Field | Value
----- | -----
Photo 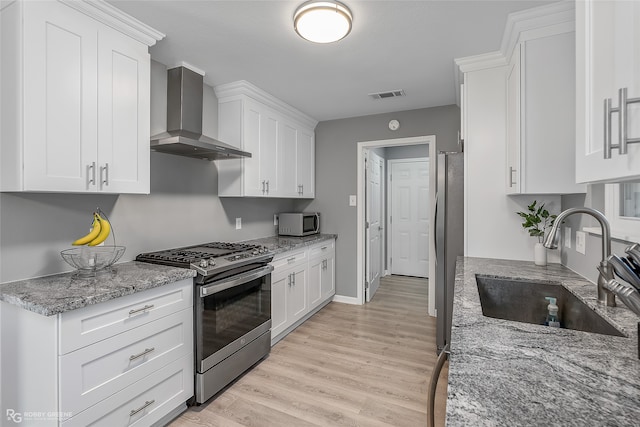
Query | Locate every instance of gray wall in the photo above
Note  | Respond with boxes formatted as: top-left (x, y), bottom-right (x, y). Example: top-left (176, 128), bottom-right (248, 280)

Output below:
top-left (560, 186), bottom-right (629, 284)
top-left (385, 144), bottom-right (429, 159)
top-left (0, 60), bottom-right (294, 282)
top-left (297, 105), bottom-right (460, 298)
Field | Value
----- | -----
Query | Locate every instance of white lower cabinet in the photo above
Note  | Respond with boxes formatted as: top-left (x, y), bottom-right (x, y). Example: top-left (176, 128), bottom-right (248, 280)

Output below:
top-left (0, 278), bottom-right (193, 426)
top-left (270, 239), bottom-right (336, 345)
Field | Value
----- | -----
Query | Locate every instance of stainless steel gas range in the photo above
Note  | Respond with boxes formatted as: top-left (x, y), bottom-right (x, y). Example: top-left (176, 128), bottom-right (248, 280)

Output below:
top-left (136, 242), bottom-right (274, 404)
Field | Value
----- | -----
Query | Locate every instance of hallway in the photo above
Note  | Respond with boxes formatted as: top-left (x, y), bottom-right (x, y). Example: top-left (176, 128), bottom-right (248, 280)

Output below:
top-left (171, 275), bottom-right (447, 426)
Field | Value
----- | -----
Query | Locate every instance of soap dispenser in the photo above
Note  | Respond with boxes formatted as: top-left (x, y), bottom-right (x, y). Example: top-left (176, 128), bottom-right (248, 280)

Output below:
top-left (545, 297), bottom-right (561, 328)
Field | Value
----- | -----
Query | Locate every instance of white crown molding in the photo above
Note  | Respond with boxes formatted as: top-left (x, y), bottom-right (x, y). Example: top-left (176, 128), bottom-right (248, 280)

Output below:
top-left (500, 0), bottom-right (574, 61)
top-left (215, 80), bottom-right (319, 129)
top-left (59, 0), bottom-right (165, 46)
top-left (453, 0), bottom-right (575, 103)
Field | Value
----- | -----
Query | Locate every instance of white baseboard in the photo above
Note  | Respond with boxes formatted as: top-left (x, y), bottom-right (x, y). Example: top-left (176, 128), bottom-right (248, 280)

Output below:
top-left (332, 295), bottom-right (362, 305)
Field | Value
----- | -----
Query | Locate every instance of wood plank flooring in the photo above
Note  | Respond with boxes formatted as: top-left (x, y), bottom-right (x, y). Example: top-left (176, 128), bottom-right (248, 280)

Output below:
top-left (170, 275), bottom-right (448, 427)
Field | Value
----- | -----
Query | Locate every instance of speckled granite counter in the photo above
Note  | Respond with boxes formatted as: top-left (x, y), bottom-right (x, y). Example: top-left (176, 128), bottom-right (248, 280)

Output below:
top-left (243, 234), bottom-right (337, 257)
top-left (0, 262), bottom-right (196, 316)
top-left (446, 257), bottom-right (640, 426)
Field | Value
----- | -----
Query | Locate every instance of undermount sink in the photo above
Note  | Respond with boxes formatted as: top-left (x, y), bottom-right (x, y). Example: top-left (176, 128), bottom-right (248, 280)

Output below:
top-left (475, 275), bottom-right (625, 337)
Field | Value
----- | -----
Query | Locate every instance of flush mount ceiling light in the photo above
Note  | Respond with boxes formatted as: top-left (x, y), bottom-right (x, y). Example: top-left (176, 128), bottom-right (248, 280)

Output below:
top-left (294, 1), bottom-right (353, 43)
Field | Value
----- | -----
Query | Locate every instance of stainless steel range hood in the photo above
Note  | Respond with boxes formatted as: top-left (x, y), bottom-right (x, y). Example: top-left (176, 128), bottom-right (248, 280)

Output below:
top-left (150, 66), bottom-right (251, 160)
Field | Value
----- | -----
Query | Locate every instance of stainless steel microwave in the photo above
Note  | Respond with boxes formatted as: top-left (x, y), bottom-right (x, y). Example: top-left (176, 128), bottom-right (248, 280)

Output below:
top-left (278, 213), bottom-right (320, 236)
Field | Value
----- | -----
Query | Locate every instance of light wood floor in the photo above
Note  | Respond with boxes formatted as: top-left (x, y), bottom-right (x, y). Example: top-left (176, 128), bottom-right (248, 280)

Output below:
top-left (170, 275), bottom-right (448, 427)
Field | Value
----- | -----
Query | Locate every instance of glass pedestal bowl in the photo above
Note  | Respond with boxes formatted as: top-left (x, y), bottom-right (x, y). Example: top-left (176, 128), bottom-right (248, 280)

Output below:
top-left (61, 246), bottom-right (126, 277)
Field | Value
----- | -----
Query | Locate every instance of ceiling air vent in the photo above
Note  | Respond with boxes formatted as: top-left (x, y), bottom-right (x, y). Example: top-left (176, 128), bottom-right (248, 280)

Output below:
top-left (368, 90), bottom-right (406, 100)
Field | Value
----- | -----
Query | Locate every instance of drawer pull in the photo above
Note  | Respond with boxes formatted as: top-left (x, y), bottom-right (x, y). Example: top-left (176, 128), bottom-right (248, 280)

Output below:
top-left (287, 257), bottom-right (296, 263)
top-left (129, 399), bottom-right (155, 417)
top-left (129, 304), bottom-right (154, 316)
top-left (321, 246), bottom-right (327, 250)
top-left (129, 347), bottom-right (155, 361)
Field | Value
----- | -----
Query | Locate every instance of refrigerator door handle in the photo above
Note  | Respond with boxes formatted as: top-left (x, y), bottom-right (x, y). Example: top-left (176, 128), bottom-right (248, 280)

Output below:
top-left (427, 343), bottom-right (450, 427)
top-left (434, 192), bottom-right (439, 259)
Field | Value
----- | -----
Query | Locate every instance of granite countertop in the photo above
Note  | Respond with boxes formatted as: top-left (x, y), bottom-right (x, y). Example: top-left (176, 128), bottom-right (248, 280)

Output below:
top-left (0, 262), bottom-right (196, 317)
top-left (243, 233), bottom-right (337, 257)
top-left (447, 257), bottom-right (640, 426)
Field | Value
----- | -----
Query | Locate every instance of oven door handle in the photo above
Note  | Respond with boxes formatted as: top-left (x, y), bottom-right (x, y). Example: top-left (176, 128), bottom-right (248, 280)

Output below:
top-left (200, 265), bottom-right (274, 297)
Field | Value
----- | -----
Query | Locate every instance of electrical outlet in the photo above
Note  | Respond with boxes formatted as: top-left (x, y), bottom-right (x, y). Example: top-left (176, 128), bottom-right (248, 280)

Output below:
top-left (564, 227), bottom-right (572, 248)
top-left (576, 231), bottom-right (586, 254)
top-left (349, 195), bottom-right (357, 206)
top-left (235, 217), bottom-right (242, 230)
top-left (274, 214), bottom-right (278, 226)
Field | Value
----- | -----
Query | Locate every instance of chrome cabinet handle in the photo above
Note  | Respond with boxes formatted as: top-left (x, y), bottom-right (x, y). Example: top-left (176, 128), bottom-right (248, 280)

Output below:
top-left (266, 180), bottom-right (270, 194)
top-left (605, 97), bottom-right (613, 159)
top-left (261, 180), bottom-right (265, 194)
top-left (287, 256), bottom-right (296, 263)
top-left (129, 304), bottom-right (154, 316)
top-left (88, 162), bottom-right (96, 186)
top-left (100, 163), bottom-right (109, 187)
top-left (508, 166), bottom-right (516, 187)
top-left (604, 87), bottom-right (640, 159)
top-left (129, 399), bottom-right (155, 417)
top-left (129, 347), bottom-right (155, 361)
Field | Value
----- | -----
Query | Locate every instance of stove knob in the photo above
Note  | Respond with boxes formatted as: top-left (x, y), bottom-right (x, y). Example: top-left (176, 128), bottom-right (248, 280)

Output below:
top-left (209, 258), bottom-right (216, 266)
top-left (199, 259), bottom-right (208, 268)
top-left (252, 250), bottom-right (259, 255)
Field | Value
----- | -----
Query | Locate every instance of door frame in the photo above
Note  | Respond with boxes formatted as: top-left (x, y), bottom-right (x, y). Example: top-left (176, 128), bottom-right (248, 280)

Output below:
top-left (387, 157), bottom-right (429, 277)
top-left (356, 135), bottom-right (437, 316)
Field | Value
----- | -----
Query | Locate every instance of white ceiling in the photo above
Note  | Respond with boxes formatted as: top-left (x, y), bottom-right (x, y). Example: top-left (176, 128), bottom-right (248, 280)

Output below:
top-left (108, 0), bottom-right (555, 122)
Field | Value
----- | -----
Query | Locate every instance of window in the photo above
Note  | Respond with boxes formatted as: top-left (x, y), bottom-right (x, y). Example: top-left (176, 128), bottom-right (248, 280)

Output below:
top-left (604, 182), bottom-right (640, 242)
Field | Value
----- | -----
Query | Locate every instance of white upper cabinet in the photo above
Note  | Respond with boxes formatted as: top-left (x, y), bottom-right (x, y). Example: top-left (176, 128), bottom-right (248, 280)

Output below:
top-left (215, 81), bottom-right (317, 198)
top-left (504, 5), bottom-right (585, 194)
top-left (0, 0), bottom-right (163, 193)
top-left (576, 0), bottom-right (640, 183)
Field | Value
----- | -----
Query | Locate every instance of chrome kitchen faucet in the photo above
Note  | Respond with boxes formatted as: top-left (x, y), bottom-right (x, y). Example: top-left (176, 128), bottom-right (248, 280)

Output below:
top-left (544, 207), bottom-right (616, 307)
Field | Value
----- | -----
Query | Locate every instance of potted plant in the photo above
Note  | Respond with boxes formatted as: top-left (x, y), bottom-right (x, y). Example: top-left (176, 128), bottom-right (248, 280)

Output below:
top-left (516, 201), bottom-right (557, 266)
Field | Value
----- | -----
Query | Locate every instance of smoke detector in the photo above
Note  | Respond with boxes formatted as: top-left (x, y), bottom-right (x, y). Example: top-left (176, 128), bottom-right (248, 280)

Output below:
top-left (368, 90), bottom-right (406, 100)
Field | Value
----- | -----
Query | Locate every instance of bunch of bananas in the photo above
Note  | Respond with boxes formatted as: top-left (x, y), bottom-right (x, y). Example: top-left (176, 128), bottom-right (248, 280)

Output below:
top-left (72, 212), bottom-right (112, 246)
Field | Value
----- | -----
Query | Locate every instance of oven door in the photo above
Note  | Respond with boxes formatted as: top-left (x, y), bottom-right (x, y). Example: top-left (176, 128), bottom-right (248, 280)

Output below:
top-left (195, 265), bottom-right (272, 373)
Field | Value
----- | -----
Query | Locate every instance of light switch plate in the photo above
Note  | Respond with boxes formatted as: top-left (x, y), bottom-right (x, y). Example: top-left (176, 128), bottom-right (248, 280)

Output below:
top-left (236, 217), bottom-right (242, 230)
top-left (576, 230), bottom-right (586, 254)
top-left (349, 195), bottom-right (357, 206)
top-left (564, 227), bottom-right (572, 248)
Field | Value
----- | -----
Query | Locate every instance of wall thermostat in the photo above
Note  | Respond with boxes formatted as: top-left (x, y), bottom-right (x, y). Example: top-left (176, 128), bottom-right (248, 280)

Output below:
top-left (388, 119), bottom-right (400, 131)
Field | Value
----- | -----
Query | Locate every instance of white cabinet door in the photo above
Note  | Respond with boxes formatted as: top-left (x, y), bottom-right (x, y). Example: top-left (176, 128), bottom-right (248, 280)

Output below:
top-left (506, 31), bottom-right (585, 194)
top-left (279, 120), bottom-right (299, 197)
top-left (576, 0), bottom-right (640, 183)
top-left (288, 266), bottom-right (307, 323)
top-left (270, 269), bottom-right (289, 339)
top-left (296, 128), bottom-right (315, 198)
top-left (22, 1), bottom-right (98, 192)
top-left (243, 100), bottom-right (280, 196)
top-left (320, 254), bottom-right (335, 302)
top-left (308, 257), bottom-right (323, 308)
top-left (505, 44), bottom-right (521, 194)
top-left (97, 28), bottom-right (150, 194)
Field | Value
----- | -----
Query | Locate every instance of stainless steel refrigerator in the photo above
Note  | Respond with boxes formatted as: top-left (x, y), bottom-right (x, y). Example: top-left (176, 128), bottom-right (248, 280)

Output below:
top-left (435, 152), bottom-right (464, 354)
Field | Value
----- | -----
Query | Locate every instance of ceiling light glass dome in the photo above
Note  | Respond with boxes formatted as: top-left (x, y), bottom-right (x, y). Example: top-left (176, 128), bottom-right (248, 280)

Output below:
top-left (294, 1), bottom-right (353, 44)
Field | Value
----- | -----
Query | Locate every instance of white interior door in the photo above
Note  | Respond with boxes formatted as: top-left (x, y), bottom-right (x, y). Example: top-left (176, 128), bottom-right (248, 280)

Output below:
top-left (365, 150), bottom-right (383, 302)
top-left (390, 160), bottom-right (429, 277)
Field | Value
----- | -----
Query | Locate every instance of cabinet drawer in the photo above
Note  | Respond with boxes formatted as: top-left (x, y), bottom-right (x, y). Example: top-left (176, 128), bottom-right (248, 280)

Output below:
top-left (308, 240), bottom-right (335, 258)
top-left (60, 278), bottom-right (192, 354)
top-left (60, 308), bottom-right (193, 414)
top-left (271, 249), bottom-right (307, 269)
top-left (62, 353), bottom-right (193, 427)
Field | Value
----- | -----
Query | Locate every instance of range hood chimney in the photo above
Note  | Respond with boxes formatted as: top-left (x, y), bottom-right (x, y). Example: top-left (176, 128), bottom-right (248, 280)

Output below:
top-left (150, 66), bottom-right (251, 160)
